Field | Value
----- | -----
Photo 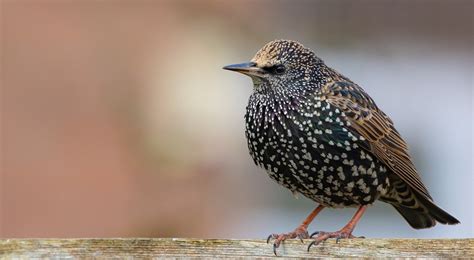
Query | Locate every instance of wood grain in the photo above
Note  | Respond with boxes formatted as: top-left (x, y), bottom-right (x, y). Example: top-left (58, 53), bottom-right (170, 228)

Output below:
top-left (1, 238), bottom-right (473, 258)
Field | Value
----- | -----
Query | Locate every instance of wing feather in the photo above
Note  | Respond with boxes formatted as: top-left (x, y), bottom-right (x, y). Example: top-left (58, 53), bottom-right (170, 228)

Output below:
top-left (321, 81), bottom-right (433, 200)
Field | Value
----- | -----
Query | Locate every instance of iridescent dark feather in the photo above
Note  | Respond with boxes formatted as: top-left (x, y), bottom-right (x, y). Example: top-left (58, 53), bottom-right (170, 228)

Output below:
top-left (321, 81), bottom-right (432, 199)
top-left (321, 81), bottom-right (459, 228)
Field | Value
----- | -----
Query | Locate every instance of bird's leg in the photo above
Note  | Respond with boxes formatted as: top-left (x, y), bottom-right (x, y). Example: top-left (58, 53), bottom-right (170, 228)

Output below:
top-left (267, 205), bottom-right (324, 255)
top-left (308, 205), bottom-right (367, 251)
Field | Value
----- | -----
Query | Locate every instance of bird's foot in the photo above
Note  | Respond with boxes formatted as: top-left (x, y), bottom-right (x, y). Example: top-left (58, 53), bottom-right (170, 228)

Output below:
top-left (267, 226), bottom-right (309, 256)
top-left (307, 228), bottom-right (364, 251)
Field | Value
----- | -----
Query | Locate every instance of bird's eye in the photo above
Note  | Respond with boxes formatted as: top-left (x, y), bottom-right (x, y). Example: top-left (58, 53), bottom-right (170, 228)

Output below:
top-left (274, 65), bottom-right (286, 75)
top-left (264, 64), bottom-right (286, 75)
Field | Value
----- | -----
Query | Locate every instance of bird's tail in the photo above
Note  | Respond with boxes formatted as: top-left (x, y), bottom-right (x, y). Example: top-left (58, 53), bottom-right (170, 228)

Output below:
top-left (380, 179), bottom-right (460, 229)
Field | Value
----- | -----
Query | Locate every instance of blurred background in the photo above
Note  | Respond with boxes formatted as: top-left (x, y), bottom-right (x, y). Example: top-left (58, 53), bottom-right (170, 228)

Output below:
top-left (1, 0), bottom-right (473, 239)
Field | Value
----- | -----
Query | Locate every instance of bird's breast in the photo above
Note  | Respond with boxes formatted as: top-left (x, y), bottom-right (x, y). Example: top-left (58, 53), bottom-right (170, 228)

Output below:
top-left (244, 94), bottom-right (390, 207)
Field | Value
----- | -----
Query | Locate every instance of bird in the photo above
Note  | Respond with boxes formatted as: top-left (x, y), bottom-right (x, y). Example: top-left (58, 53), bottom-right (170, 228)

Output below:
top-left (223, 40), bottom-right (459, 255)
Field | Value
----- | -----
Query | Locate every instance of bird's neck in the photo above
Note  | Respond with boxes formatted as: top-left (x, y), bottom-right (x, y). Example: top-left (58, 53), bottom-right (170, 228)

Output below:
top-left (245, 84), bottom-right (319, 134)
top-left (245, 63), bottom-right (342, 129)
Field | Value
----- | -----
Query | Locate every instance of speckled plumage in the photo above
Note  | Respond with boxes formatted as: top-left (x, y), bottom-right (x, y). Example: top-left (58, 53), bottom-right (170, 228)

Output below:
top-left (224, 40), bottom-right (459, 253)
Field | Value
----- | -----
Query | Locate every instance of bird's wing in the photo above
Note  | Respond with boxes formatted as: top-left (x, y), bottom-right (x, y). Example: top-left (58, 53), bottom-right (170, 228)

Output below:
top-left (321, 81), bottom-right (433, 200)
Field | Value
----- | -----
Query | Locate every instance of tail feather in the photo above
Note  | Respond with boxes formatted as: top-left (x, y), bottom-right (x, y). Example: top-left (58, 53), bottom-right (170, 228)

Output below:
top-left (392, 204), bottom-right (436, 229)
top-left (381, 179), bottom-right (460, 229)
top-left (414, 192), bottom-right (460, 226)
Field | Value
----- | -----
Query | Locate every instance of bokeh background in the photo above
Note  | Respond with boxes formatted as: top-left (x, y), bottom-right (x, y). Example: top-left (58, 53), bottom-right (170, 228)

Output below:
top-left (2, 0), bottom-right (473, 239)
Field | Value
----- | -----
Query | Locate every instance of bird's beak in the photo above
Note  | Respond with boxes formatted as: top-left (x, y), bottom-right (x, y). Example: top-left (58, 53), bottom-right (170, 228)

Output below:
top-left (223, 62), bottom-right (265, 77)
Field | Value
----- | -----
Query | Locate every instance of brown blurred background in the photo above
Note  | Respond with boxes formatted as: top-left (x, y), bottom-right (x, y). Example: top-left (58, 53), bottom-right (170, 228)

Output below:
top-left (1, 0), bottom-right (473, 238)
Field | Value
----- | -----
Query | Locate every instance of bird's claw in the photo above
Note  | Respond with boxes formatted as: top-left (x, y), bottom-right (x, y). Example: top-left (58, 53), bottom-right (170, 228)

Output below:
top-left (307, 229), bottom-right (363, 251)
top-left (266, 234), bottom-right (276, 244)
top-left (307, 239), bottom-right (321, 252)
top-left (266, 227), bottom-right (309, 256)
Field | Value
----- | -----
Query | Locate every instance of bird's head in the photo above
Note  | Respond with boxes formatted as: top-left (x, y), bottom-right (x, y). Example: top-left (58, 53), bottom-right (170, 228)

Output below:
top-left (224, 40), bottom-right (327, 95)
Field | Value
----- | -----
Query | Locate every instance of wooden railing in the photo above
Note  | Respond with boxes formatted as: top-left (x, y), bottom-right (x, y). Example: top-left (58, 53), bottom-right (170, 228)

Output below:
top-left (1, 238), bottom-right (473, 258)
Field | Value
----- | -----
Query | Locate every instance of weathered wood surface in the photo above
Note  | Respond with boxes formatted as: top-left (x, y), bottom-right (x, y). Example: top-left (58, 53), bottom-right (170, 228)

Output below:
top-left (0, 238), bottom-right (473, 258)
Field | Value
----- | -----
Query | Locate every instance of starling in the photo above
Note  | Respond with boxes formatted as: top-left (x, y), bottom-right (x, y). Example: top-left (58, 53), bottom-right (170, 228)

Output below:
top-left (223, 40), bottom-right (459, 254)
